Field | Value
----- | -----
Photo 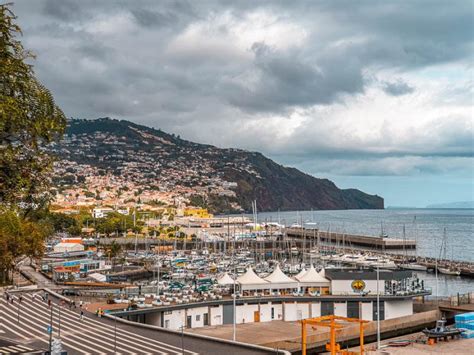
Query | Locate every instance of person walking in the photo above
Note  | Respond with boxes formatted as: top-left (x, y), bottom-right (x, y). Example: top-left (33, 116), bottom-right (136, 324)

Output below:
top-left (80, 310), bottom-right (84, 320)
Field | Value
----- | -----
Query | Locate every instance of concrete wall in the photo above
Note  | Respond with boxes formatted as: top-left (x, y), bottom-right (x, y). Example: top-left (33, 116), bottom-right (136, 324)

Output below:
top-left (334, 302), bottom-right (347, 317)
top-left (150, 298), bottom-right (413, 331)
top-left (162, 309), bottom-right (185, 330)
top-left (283, 302), bottom-right (298, 321)
top-left (186, 306), bottom-right (209, 328)
top-left (210, 305), bottom-right (223, 326)
top-left (236, 303), bottom-right (259, 324)
top-left (332, 280), bottom-right (384, 295)
top-left (361, 302), bottom-right (373, 321)
top-left (385, 299), bottom-right (412, 319)
top-left (310, 302), bottom-right (321, 318)
top-left (296, 303), bottom-right (310, 320)
top-left (272, 304), bottom-right (283, 321)
top-left (260, 303), bottom-right (272, 322)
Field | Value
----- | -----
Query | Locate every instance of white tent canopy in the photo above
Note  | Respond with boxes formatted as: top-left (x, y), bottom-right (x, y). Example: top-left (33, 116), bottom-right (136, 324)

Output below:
top-left (294, 268), bottom-right (307, 281)
top-left (264, 265), bottom-right (298, 289)
top-left (298, 265), bottom-right (330, 286)
top-left (236, 267), bottom-right (269, 290)
top-left (217, 272), bottom-right (235, 285)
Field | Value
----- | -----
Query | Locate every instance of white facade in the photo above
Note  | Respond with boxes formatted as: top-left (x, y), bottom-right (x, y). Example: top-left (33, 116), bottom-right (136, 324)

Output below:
top-left (385, 300), bottom-right (413, 319)
top-left (236, 304), bottom-right (259, 324)
top-left (151, 298), bottom-right (414, 330)
top-left (92, 208), bottom-right (114, 218)
top-left (53, 243), bottom-right (84, 253)
top-left (331, 279), bottom-right (384, 295)
top-left (210, 305), bottom-right (223, 326)
top-left (334, 302), bottom-right (347, 317)
top-left (360, 302), bottom-right (373, 321)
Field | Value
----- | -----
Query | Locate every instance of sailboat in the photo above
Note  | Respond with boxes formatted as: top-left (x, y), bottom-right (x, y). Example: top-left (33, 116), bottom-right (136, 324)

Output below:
top-left (399, 221), bottom-right (427, 271)
top-left (437, 228), bottom-right (461, 276)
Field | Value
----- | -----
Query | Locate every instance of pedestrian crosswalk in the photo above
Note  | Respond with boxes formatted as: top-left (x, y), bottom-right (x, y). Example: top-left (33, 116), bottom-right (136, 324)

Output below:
top-left (0, 344), bottom-right (40, 354)
top-left (1, 293), bottom-right (199, 354)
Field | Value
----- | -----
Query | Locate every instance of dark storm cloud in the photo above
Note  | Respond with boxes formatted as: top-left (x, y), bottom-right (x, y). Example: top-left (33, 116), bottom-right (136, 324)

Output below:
top-left (383, 80), bottom-right (415, 96)
top-left (43, 0), bottom-right (80, 21)
top-left (222, 42), bottom-right (365, 112)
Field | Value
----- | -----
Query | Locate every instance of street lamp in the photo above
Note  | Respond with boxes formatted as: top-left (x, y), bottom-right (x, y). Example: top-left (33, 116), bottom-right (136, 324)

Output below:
top-left (49, 305), bottom-right (53, 354)
top-left (114, 315), bottom-right (117, 353)
top-left (376, 265), bottom-right (381, 350)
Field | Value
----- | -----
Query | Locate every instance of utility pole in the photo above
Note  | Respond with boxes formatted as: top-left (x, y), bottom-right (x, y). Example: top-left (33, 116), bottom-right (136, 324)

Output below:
top-left (17, 295), bottom-right (21, 323)
top-left (49, 305), bottom-right (53, 354)
top-left (181, 325), bottom-right (184, 355)
top-left (114, 315), bottom-right (117, 353)
top-left (58, 306), bottom-right (61, 338)
top-left (233, 229), bottom-right (236, 342)
top-left (376, 266), bottom-right (381, 350)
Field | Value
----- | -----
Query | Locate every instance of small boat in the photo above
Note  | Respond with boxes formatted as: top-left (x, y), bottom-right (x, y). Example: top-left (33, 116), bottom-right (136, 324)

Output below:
top-left (399, 263), bottom-right (428, 272)
top-left (422, 318), bottom-right (463, 339)
top-left (438, 267), bottom-right (461, 276)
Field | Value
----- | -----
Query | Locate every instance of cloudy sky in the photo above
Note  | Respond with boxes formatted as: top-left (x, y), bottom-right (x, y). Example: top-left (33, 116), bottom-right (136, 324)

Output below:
top-left (14, 0), bottom-right (473, 207)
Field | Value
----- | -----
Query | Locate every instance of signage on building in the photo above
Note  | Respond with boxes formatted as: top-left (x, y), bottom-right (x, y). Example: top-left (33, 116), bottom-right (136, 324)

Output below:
top-left (351, 279), bottom-right (366, 292)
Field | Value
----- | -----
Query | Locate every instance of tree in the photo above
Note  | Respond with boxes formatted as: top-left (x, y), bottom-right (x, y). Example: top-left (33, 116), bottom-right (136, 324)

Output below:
top-left (0, 4), bottom-right (66, 210)
top-left (0, 208), bottom-right (48, 284)
top-left (0, 4), bottom-right (66, 284)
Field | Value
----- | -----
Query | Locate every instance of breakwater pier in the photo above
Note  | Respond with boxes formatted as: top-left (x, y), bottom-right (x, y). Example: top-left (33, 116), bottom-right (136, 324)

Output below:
top-left (284, 227), bottom-right (416, 250)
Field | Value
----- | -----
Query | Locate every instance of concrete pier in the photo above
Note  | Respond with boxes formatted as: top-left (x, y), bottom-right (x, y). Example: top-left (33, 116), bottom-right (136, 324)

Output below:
top-left (285, 228), bottom-right (417, 250)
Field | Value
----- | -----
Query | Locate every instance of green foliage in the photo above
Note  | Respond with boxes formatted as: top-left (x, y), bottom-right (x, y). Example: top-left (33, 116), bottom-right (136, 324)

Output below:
top-left (94, 212), bottom-right (143, 236)
top-left (0, 208), bottom-right (48, 284)
top-left (0, 4), bottom-right (66, 210)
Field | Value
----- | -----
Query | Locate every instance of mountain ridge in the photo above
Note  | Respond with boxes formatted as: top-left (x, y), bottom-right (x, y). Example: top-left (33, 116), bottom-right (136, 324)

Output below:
top-left (52, 117), bottom-right (384, 213)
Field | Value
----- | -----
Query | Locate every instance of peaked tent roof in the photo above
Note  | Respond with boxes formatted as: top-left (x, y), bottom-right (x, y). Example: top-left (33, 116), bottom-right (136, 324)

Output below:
top-left (264, 265), bottom-right (298, 289)
top-left (236, 267), bottom-right (269, 290)
top-left (294, 268), bottom-right (308, 281)
top-left (217, 272), bottom-right (235, 285)
top-left (299, 265), bottom-right (330, 285)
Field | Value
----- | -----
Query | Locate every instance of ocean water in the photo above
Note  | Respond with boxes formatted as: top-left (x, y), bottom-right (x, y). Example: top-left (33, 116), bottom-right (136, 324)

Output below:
top-left (255, 209), bottom-right (474, 263)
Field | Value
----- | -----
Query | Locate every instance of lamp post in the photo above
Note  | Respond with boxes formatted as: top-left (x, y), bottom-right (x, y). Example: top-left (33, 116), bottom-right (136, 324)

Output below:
top-left (233, 230), bottom-right (236, 342)
top-left (17, 295), bottom-right (21, 323)
top-left (114, 315), bottom-right (117, 353)
top-left (376, 265), bottom-right (381, 350)
top-left (58, 306), bottom-right (61, 338)
top-left (181, 325), bottom-right (184, 355)
top-left (49, 305), bottom-right (53, 354)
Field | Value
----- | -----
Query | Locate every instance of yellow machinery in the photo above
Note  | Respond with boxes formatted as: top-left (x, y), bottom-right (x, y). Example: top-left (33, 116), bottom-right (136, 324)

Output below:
top-left (301, 315), bottom-right (369, 355)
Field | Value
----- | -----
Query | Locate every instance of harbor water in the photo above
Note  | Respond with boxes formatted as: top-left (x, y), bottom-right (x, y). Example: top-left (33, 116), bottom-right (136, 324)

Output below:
top-left (256, 208), bottom-right (474, 262)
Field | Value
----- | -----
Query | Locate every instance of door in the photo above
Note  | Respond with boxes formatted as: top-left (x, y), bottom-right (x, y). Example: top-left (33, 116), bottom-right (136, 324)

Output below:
top-left (186, 315), bottom-right (192, 328)
top-left (254, 311), bottom-right (260, 322)
top-left (223, 304), bottom-right (234, 324)
top-left (321, 302), bottom-right (334, 316)
top-left (347, 301), bottom-right (360, 318)
top-left (203, 313), bottom-right (209, 326)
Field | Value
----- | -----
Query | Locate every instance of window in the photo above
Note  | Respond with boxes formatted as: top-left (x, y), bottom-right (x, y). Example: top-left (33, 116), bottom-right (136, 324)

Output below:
top-left (196, 314), bottom-right (201, 321)
top-left (164, 311), bottom-right (172, 315)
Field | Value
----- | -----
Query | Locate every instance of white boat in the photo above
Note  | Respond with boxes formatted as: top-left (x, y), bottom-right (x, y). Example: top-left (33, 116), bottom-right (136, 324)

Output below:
top-left (399, 263), bottom-right (427, 272)
top-left (438, 267), bottom-right (461, 276)
top-left (369, 259), bottom-right (398, 270)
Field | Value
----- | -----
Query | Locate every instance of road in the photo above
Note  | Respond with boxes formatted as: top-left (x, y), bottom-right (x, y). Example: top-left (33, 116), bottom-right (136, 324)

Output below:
top-left (0, 292), bottom-right (271, 354)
